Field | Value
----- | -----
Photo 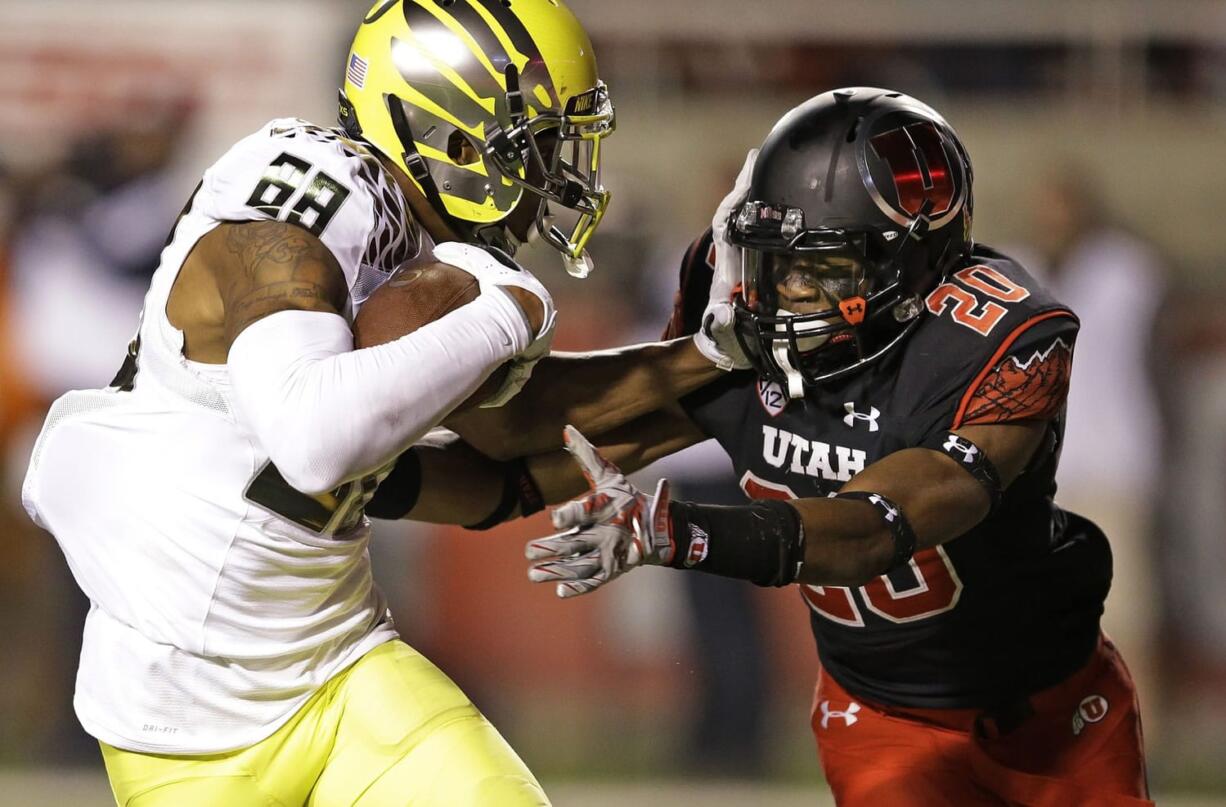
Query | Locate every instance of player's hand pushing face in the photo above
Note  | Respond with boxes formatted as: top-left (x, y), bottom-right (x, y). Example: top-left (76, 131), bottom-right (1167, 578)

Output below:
top-left (695, 149), bottom-right (756, 372)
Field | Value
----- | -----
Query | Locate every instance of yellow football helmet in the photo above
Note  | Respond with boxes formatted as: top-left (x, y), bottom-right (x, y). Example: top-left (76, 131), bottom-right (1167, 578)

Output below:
top-left (340, 0), bottom-right (614, 277)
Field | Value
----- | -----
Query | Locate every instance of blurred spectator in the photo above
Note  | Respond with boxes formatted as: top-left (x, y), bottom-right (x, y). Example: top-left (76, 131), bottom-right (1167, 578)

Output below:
top-left (653, 450), bottom-right (770, 778)
top-left (10, 101), bottom-right (194, 397)
top-left (1149, 283), bottom-right (1226, 774)
top-left (630, 210), bottom-right (771, 778)
top-left (0, 167), bottom-right (40, 451)
top-left (1, 99), bottom-right (195, 764)
top-left (1020, 165), bottom-right (1168, 738)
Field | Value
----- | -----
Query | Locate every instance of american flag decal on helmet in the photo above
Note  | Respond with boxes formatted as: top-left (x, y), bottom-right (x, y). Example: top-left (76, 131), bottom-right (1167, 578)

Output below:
top-left (346, 54), bottom-right (369, 90)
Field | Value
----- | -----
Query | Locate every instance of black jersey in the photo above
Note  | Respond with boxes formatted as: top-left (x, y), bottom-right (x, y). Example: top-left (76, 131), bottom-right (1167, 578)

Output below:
top-left (669, 231), bottom-right (1112, 710)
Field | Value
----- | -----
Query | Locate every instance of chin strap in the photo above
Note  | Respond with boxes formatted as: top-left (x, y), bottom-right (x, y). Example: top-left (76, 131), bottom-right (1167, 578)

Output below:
top-left (770, 312), bottom-right (824, 399)
top-left (472, 222), bottom-right (521, 257)
top-left (561, 250), bottom-right (595, 279)
top-left (386, 97), bottom-right (448, 212)
top-left (771, 344), bottom-right (806, 399)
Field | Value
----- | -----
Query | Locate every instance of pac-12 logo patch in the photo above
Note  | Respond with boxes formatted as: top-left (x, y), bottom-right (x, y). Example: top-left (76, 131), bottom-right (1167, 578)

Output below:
top-left (757, 379), bottom-right (787, 417)
top-left (1072, 694), bottom-right (1109, 736)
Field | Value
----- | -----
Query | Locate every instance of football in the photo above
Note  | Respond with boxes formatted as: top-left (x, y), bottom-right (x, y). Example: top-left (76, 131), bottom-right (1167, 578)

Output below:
top-left (353, 263), bottom-right (511, 410)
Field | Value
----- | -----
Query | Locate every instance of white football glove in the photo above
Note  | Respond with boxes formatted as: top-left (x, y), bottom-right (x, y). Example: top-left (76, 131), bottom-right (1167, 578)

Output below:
top-left (526, 426), bottom-right (675, 598)
top-left (694, 149), bottom-right (757, 372)
top-left (431, 241), bottom-right (556, 408)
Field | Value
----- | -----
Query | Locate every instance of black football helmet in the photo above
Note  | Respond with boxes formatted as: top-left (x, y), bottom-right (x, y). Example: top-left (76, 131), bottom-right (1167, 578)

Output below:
top-left (729, 87), bottom-right (973, 395)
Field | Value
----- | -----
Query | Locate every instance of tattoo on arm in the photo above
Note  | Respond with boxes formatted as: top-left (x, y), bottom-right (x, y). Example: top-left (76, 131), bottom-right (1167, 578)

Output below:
top-left (218, 220), bottom-right (349, 347)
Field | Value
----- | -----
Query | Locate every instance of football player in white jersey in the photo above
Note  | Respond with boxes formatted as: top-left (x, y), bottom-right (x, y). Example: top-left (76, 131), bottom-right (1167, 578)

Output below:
top-left (21, 2), bottom-right (731, 804)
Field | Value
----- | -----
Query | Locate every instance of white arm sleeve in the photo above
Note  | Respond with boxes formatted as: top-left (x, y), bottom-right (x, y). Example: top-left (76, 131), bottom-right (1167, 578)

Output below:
top-left (228, 292), bottom-right (530, 495)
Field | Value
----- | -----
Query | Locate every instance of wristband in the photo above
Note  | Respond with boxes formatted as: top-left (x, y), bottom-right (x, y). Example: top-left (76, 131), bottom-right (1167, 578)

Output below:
top-left (365, 448), bottom-right (423, 520)
top-left (666, 499), bottom-right (805, 587)
top-left (921, 431), bottom-right (1003, 512)
top-left (835, 491), bottom-right (916, 573)
top-left (466, 458), bottom-right (545, 531)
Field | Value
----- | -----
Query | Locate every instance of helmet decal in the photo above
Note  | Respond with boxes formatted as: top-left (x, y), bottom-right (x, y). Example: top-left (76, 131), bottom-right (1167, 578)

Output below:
top-left (365, 0), bottom-right (400, 23)
top-left (343, 0), bottom-right (612, 272)
top-left (730, 88), bottom-right (973, 389)
top-left (839, 296), bottom-right (867, 326)
top-left (469, 0), bottom-right (560, 107)
top-left (398, 5), bottom-right (516, 126)
top-left (869, 122), bottom-right (957, 219)
top-left (346, 54), bottom-right (369, 90)
top-left (417, 1), bottom-right (559, 111)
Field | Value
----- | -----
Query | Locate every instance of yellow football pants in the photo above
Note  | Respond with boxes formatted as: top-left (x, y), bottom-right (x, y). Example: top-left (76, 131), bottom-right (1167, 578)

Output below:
top-left (100, 640), bottom-right (549, 806)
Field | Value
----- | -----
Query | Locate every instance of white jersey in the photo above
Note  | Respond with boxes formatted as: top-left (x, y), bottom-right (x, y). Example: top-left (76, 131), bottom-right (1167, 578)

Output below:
top-left (22, 119), bottom-right (433, 754)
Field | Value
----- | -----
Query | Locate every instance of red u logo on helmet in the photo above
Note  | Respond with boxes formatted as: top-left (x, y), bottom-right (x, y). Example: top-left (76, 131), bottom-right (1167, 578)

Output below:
top-left (869, 122), bottom-right (957, 219)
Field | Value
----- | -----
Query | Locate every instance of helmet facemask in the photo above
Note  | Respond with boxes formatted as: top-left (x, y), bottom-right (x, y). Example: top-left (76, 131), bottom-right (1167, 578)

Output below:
top-left (726, 88), bottom-right (975, 397)
top-left (473, 76), bottom-right (614, 277)
top-left (732, 201), bottom-right (926, 397)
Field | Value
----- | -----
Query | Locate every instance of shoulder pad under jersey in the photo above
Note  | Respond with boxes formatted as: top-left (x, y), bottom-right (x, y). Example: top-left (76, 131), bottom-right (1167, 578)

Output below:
top-left (195, 118), bottom-right (419, 297)
top-left (896, 246), bottom-right (1080, 427)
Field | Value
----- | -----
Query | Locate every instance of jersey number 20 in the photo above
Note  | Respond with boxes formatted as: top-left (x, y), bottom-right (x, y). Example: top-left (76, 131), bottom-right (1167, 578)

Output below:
top-left (925, 265), bottom-right (1029, 337)
top-left (741, 472), bottom-right (963, 626)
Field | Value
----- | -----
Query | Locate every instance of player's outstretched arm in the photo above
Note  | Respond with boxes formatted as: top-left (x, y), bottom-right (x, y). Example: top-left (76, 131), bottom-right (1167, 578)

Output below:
top-left (445, 154), bottom-right (757, 462)
top-left (368, 405), bottom-right (707, 528)
top-left (526, 420), bottom-right (1046, 597)
top-left (445, 339), bottom-right (723, 461)
top-left (789, 420), bottom-right (1045, 585)
top-left (446, 151), bottom-right (757, 463)
top-left (207, 220), bottom-right (541, 495)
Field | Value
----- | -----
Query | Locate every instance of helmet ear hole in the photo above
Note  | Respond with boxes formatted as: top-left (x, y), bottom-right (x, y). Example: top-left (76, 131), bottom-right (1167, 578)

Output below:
top-left (447, 130), bottom-right (481, 166)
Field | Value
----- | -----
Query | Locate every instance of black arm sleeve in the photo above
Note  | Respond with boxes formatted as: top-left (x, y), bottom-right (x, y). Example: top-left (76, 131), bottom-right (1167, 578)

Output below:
top-left (365, 448), bottom-right (423, 520)
top-left (667, 498), bottom-right (804, 587)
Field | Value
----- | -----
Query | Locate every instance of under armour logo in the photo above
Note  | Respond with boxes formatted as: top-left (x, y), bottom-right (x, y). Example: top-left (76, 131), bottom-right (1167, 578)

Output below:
top-left (943, 435), bottom-right (978, 463)
top-left (867, 494), bottom-right (898, 522)
top-left (819, 700), bottom-right (861, 729)
top-left (839, 297), bottom-right (867, 326)
top-left (843, 402), bottom-right (880, 432)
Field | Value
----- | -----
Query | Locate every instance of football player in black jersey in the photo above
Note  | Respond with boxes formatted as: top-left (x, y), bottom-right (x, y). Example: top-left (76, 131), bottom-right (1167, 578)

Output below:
top-left (507, 88), bottom-right (1151, 805)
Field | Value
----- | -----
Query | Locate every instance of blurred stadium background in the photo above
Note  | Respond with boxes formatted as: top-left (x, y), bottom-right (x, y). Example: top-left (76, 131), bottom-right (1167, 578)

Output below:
top-left (2, 0), bottom-right (1226, 804)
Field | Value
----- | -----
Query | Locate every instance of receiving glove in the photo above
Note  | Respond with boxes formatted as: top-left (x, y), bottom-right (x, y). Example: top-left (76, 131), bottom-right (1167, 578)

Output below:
top-left (431, 241), bottom-right (556, 408)
top-left (526, 426), bottom-right (675, 598)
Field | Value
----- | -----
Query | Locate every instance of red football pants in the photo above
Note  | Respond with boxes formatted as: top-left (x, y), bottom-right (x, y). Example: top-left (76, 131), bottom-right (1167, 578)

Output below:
top-left (811, 636), bottom-right (1151, 806)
